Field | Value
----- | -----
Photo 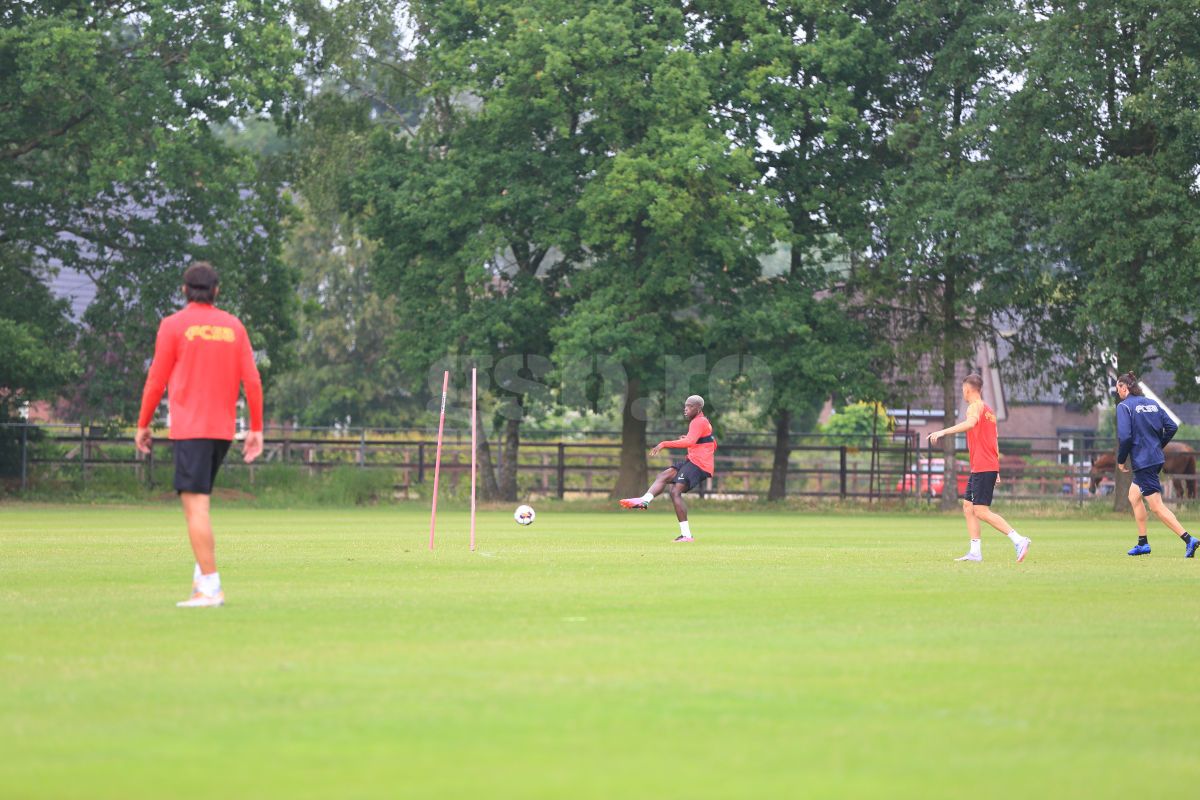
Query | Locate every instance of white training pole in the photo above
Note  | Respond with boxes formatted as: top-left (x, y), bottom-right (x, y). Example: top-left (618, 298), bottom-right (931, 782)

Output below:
top-left (428, 370), bottom-right (449, 550)
top-left (470, 367), bottom-right (477, 551)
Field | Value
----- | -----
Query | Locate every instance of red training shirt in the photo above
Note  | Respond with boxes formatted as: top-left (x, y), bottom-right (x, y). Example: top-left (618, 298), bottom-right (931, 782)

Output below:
top-left (657, 414), bottom-right (716, 475)
top-left (137, 303), bottom-right (263, 440)
top-left (966, 402), bottom-right (1000, 473)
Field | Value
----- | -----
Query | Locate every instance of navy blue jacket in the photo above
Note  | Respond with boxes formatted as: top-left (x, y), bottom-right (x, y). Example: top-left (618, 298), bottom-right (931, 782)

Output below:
top-left (1117, 395), bottom-right (1177, 470)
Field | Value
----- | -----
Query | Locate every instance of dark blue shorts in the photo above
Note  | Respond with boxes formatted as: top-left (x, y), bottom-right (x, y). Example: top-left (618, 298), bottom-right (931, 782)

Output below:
top-left (963, 471), bottom-right (998, 506)
top-left (672, 459), bottom-right (711, 493)
top-left (1132, 466), bottom-right (1163, 497)
top-left (173, 438), bottom-right (232, 494)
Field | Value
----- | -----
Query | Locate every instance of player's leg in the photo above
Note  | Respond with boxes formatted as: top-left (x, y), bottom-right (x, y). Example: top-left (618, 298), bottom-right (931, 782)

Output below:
top-left (957, 498), bottom-right (983, 561)
top-left (1143, 493), bottom-right (1198, 557)
top-left (181, 492), bottom-right (216, 574)
top-left (174, 439), bottom-right (229, 606)
top-left (969, 472), bottom-right (1030, 562)
top-left (669, 480), bottom-right (693, 541)
top-left (1125, 477), bottom-right (1153, 556)
top-left (620, 466), bottom-right (678, 509)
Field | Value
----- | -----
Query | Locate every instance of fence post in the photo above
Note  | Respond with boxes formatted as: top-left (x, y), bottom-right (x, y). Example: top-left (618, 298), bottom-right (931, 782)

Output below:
top-left (147, 442), bottom-right (155, 489)
top-left (80, 422), bottom-right (86, 487)
top-left (926, 441), bottom-right (933, 505)
top-left (20, 423), bottom-right (28, 492)
top-left (359, 429), bottom-right (366, 468)
top-left (417, 442), bottom-right (425, 483)
top-left (839, 446), bottom-right (847, 500)
top-left (557, 443), bottom-right (566, 500)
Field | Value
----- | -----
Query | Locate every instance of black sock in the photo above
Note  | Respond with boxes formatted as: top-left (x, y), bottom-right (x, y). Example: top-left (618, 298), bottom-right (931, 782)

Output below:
top-left (1183, 532), bottom-right (1193, 544)
top-left (1138, 536), bottom-right (1148, 546)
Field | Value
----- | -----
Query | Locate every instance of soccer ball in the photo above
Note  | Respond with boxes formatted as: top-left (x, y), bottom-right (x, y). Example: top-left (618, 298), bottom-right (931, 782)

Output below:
top-left (513, 504), bottom-right (536, 526)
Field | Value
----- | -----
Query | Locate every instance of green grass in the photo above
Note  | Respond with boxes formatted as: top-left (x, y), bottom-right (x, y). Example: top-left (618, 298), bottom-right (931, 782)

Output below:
top-left (2, 504), bottom-right (1198, 799)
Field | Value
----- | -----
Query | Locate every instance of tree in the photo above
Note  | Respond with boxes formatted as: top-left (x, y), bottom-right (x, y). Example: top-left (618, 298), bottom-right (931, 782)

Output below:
top-left (707, 270), bottom-right (886, 499)
top-left (548, 1), bottom-right (782, 498)
top-left (349, 0), bottom-right (592, 500)
top-left (856, 0), bottom-right (1022, 508)
top-left (998, 1), bottom-right (1200, 510)
top-left (1, 2), bottom-right (303, 422)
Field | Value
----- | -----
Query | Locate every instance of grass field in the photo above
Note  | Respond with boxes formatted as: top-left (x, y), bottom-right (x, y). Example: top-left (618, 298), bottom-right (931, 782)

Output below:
top-left (2, 503), bottom-right (1198, 799)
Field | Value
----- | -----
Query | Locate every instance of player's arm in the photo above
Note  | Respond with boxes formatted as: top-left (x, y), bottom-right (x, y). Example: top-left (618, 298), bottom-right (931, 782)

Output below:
top-left (1116, 404), bottom-right (1133, 471)
top-left (239, 324), bottom-right (264, 463)
top-left (650, 417), bottom-right (703, 456)
top-left (135, 322), bottom-right (177, 453)
top-left (928, 401), bottom-right (982, 444)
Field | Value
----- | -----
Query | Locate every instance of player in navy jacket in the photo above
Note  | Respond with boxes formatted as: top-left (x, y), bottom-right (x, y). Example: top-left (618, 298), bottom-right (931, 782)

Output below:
top-left (1115, 372), bottom-right (1197, 558)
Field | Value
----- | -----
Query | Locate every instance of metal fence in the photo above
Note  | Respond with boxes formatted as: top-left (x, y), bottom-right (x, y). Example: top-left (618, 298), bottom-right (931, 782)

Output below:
top-left (2, 423), bottom-right (1197, 504)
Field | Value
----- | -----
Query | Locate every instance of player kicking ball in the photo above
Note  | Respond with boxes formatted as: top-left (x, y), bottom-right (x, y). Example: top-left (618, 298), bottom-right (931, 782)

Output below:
top-left (135, 262), bottom-right (264, 607)
top-left (928, 374), bottom-right (1031, 563)
top-left (620, 394), bottom-right (717, 542)
top-left (1113, 372), bottom-right (1198, 558)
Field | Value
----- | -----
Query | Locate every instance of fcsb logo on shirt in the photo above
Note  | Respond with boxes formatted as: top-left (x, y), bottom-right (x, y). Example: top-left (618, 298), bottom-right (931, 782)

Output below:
top-left (184, 325), bottom-right (236, 343)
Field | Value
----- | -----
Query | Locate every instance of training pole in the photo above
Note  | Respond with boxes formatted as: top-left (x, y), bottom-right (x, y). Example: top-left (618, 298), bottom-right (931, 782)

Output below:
top-left (428, 370), bottom-right (449, 550)
top-left (470, 367), bottom-right (477, 551)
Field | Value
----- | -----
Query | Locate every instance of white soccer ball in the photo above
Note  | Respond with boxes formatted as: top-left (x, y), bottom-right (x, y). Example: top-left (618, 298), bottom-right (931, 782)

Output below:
top-left (513, 504), bottom-right (536, 526)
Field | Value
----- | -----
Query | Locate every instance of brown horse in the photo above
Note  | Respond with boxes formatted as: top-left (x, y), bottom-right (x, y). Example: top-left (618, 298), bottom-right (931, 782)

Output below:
top-left (1089, 441), bottom-right (1197, 498)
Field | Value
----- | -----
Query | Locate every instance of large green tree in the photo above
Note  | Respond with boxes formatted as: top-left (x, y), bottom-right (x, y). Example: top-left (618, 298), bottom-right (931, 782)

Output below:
top-left (1, 2), bottom-right (302, 422)
top-left (351, 0), bottom-right (592, 500)
top-left (856, 0), bottom-right (1023, 508)
top-left (549, 1), bottom-right (782, 497)
top-left (999, 1), bottom-right (1200, 509)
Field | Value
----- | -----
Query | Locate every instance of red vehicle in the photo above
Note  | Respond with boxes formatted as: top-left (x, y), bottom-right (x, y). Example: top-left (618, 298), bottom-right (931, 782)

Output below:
top-left (896, 457), bottom-right (971, 497)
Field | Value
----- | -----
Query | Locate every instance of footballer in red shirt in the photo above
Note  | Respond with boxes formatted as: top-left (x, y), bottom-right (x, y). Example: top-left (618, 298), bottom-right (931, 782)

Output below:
top-left (135, 262), bottom-right (264, 607)
top-left (620, 395), bottom-right (717, 542)
top-left (928, 374), bottom-right (1030, 563)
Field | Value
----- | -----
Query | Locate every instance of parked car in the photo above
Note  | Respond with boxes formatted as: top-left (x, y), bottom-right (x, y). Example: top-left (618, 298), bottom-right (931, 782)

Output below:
top-left (896, 457), bottom-right (971, 497)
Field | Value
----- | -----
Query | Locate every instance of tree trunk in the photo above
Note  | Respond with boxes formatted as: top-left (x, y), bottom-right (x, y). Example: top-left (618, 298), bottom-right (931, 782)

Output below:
top-left (612, 376), bottom-right (648, 498)
top-left (768, 408), bottom-right (791, 501)
top-left (498, 396), bottom-right (523, 501)
top-left (940, 276), bottom-right (960, 511)
top-left (475, 417), bottom-right (501, 501)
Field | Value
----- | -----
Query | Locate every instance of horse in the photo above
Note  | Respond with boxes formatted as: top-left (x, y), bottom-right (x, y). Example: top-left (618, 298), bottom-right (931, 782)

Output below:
top-left (1089, 441), bottom-right (1197, 498)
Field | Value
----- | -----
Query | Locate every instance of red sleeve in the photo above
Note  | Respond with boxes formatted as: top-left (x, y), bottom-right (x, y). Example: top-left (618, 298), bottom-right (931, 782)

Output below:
top-left (239, 323), bottom-right (264, 431)
top-left (137, 320), bottom-right (177, 428)
top-left (658, 417), bottom-right (703, 449)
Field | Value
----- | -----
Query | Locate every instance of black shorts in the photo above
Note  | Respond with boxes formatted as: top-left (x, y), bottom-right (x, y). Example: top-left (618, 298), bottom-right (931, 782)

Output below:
top-left (672, 459), bottom-right (711, 493)
top-left (963, 471), bottom-right (998, 506)
top-left (1133, 466), bottom-right (1163, 497)
top-left (173, 439), bottom-right (232, 494)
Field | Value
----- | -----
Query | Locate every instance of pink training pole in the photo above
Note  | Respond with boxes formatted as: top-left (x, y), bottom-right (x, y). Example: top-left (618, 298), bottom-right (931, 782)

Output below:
top-left (470, 367), bottom-right (477, 551)
top-left (428, 370), bottom-right (449, 550)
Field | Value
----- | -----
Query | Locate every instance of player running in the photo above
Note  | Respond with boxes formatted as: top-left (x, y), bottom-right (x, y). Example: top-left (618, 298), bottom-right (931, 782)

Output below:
top-left (1114, 372), bottom-right (1198, 558)
top-left (135, 262), bottom-right (264, 607)
top-left (928, 374), bottom-right (1031, 563)
top-left (620, 395), bottom-right (716, 542)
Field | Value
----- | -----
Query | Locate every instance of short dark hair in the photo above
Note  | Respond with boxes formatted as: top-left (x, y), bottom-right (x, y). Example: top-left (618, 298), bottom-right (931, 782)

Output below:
top-left (963, 374), bottom-right (984, 393)
top-left (183, 261), bottom-right (219, 303)
top-left (1116, 372), bottom-right (1144, 396)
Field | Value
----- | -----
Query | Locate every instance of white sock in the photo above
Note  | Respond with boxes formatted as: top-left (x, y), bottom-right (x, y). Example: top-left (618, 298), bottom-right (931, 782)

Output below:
top-left (969, 539), bottom-right (981, 556)
top-left (193, 563), bottom-right (201, 582)
top-left (1006, 530), bottom-right (1022, 543)
top-left (198, 572), bottom-right (221, 596)
top-left (640, 491), bottom-right (654, 504)
top-left (679, 521), bottom-right (691, 538)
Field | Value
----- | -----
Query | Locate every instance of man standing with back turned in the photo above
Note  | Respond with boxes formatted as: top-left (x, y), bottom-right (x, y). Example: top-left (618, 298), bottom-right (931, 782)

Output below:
top-left (135, 262), bottom-right (264, 607)
top-left (928, 374), bottom-right (1031, 563)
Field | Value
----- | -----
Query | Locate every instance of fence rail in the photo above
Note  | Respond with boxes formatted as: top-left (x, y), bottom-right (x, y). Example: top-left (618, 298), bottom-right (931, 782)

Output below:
top-left (2, 423), bottom-right (1197, 504)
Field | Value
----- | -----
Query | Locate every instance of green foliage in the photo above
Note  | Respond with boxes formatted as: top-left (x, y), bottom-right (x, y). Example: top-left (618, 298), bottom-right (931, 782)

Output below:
top-left (819, 401), bottom-right (896, 443)
top-left (999, 1), bottom-right (1200, 402)
top-left (1, 2), bottom-right (304, 422)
